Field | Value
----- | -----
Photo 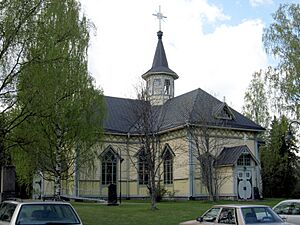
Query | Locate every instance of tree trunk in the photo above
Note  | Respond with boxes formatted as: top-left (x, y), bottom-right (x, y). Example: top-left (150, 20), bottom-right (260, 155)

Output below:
top-left (150, 185), bottom-right (158, 210)
top-left (54, 148), bottom-right (62, 199)
top-left (149, 171), bottom-right (158, 210)
top-left (54, 127), bottom-right (62, 199)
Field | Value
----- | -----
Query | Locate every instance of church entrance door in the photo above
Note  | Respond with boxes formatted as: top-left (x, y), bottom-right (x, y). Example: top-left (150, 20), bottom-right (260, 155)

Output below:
top-left (237, 169), bottom-right (252, 200)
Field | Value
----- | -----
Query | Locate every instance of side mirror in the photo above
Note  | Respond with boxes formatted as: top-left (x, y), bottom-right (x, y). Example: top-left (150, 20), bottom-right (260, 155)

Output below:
top-left (196, 216), bottom-right (203, 222)
top-left (280, 216), bottom-right (287, 222)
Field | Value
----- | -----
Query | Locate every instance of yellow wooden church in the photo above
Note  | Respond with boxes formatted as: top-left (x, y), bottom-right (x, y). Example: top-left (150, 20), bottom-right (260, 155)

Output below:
top-left (35, 26), bottom-right (264, 201)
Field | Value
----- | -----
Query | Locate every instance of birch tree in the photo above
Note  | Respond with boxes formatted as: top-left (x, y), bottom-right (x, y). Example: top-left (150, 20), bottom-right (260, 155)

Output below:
top-left (263, 3), bottom-right (300, 118)
top-left (11, 0), bottom-right (104, 198)
top-left (242, 70), bottom-right (271, 130)
top-left (0, 0), bottom-right (44, 165)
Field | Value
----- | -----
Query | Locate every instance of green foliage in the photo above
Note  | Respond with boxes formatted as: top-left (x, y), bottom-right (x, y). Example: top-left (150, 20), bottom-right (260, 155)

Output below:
top-left (9, 0), bottom-right (105, 192)
top-left (261, 116), bottom-right (299, 197)
top-left (243, 70), bottom-right (271, 130)
top-left (0, 0), bottom-right (45, 165)
top-left (263, 3), bottom-right (300, 118)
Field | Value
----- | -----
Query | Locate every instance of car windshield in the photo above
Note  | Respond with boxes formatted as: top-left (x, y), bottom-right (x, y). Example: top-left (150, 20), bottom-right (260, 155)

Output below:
top-left (242, 206), bottom-right (283, 224)
top-left (0, 202), bottom-right (17, 222)
top-left (16, 204), bottom-right (81, 225)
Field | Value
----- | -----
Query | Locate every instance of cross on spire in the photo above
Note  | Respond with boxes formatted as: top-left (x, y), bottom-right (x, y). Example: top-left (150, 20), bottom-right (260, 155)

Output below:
top-left (152, 5), bottom-right (167, 31)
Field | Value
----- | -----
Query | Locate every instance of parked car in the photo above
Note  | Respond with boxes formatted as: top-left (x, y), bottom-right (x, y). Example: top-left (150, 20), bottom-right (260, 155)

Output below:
top-left (179, 204), bottom-right (294, 225)
top-left (0, 200), bottom-right (83, 225)
top-left (273, 200), bottom-right (300, 225)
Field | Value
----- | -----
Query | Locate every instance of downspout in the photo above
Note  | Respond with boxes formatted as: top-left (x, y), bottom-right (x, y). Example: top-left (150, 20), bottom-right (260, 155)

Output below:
top-left (187, 125), bottom-right (194, 199)
top-left (126, 133), bottom-right (130, 199)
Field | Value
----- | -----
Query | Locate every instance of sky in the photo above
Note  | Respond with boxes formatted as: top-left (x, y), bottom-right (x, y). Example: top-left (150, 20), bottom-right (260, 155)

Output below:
top-left (79, 0), bottom-right (296, 112)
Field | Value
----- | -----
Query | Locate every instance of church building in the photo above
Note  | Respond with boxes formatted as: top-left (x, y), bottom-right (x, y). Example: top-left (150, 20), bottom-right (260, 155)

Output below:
top-left (37, 14), bottom-right (264, 201)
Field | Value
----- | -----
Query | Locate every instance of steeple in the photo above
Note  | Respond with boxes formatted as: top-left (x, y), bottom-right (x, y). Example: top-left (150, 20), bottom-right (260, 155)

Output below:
top-left (142, 31), bottom-right (178, 78)
top-left (142, 7), bottom-right (179, 105)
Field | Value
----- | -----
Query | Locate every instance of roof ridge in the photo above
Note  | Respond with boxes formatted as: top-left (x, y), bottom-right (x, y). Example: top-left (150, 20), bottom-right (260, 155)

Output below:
top-left (105, 95), bottom-right (145, 102)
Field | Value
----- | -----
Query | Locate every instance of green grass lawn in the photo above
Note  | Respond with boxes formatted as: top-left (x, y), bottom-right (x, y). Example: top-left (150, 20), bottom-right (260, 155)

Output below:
top-left (72, 198), bottom-right (283, 225)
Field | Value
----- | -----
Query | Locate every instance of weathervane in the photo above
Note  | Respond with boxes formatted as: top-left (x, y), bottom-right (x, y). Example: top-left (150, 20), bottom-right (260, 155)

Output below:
top-left (152, 5), bottom-right (167, 31)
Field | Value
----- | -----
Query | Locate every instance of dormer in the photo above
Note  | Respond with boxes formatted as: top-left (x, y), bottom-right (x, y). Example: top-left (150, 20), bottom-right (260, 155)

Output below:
top-left (214, 102), bottom-right (235, 120)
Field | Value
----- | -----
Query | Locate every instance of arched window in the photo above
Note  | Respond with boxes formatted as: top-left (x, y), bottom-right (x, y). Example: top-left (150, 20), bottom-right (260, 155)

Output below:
top-left (101, 149), bottom-right (117, 185)
top-left (162, 145), bottom-right (174, 184)
top-left (138, 148), bottom-right (149, 185)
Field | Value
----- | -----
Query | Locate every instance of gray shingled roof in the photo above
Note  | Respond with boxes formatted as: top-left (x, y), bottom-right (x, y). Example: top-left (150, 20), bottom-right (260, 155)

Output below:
top-left (214, 145), bottom-right (259, 166)
top-left (103, 88), bottom-right (265, 134)
top-left (157, 88), bottom-right (265, 131)
top-left (103, 96), bottom-right (145, 133)
top-left (142, 31), bottom-right (178, 80)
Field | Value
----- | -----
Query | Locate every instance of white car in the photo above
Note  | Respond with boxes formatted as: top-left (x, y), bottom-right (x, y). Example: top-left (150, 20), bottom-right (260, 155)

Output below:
top-left (0, 200), bottom-right (83, 225)
top-left (273, 200), bottom-right (300, 225)
top-left (180, 204), bottom-right (295, 225)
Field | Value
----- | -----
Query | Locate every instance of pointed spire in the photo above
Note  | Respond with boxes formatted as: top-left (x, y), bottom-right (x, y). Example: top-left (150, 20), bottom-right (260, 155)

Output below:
top-left (142, 31), bottom-right (178, 80)
top-left (151, 31), bottom-right (170, 71)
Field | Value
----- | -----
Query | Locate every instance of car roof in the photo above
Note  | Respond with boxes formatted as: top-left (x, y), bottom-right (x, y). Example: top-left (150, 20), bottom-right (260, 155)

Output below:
top-left (213, 204), bottom-right (269, 208)
top-left (2, 200), bottom-right (71, 205)
top-left (275, 200), bottom-right (300, 204)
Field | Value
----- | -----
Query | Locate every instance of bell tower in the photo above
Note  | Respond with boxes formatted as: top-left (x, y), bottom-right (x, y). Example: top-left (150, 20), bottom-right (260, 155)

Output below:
top-left (142, 6), bottom-right (179, 105)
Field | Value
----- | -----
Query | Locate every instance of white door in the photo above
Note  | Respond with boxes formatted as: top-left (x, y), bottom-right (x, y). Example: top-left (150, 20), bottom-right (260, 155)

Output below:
top-left (237, 170), bottom-right (252, 200)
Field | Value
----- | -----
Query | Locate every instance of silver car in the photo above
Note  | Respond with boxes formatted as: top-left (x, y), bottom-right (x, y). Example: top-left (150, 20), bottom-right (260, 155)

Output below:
top-left (0, 200), bottom-right (83, 225)
top-left (273, 200), bottom-right (300, 225)
top-left (179, 204), bottom-right (295, 225)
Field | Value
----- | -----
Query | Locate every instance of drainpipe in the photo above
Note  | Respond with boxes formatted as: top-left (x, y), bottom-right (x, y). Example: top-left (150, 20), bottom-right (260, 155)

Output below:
top-left (187, 128), bottom-right (194, 199)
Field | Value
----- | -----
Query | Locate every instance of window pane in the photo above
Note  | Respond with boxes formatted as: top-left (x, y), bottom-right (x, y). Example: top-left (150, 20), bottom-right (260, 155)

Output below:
top-left (203, 207), bottom-right (220, 222)
top-left (0, 203), bottom-right (16, 222)
top-left (219, 208), bottom-right (236, 224)
top-left (164, 158), bottom-right (173, 184)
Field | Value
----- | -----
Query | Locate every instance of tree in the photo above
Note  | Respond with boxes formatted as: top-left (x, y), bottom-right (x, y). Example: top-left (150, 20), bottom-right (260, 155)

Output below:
top-left (126, 87), bottom-right (166, 210)
top-left (260, 116), bottom-right (299, 197)
top-left (263, 3), bottom-right (300, 118)
top-left (0, 0), bottom-right (45, 165)
top-left (242, 70), bottom-right (271, 130)
top-left (186, 118), bottom-right (231, 201)
top-left (10, 0), bottom-right (104, 198)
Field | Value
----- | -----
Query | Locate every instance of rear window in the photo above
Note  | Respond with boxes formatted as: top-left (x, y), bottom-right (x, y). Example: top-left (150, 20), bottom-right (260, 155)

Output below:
top-left (16, 203), bottom-right (81, 224)
top-left (242, 206), bottom-right (283, 224)
top-left (0, 202), bottom-right (17, 222)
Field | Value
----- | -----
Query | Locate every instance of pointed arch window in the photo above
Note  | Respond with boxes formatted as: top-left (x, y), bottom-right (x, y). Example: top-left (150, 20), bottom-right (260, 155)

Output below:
top-left (162, 144), bottom-right (174, 184)
top-left (101, 148), bottom-right (117, 185)
top-left (138, 148), bottom-right (149, 185)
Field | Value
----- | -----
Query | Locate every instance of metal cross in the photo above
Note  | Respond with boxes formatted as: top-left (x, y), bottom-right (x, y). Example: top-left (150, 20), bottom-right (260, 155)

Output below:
top-left (152, 5), bottom-right (167, 31)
